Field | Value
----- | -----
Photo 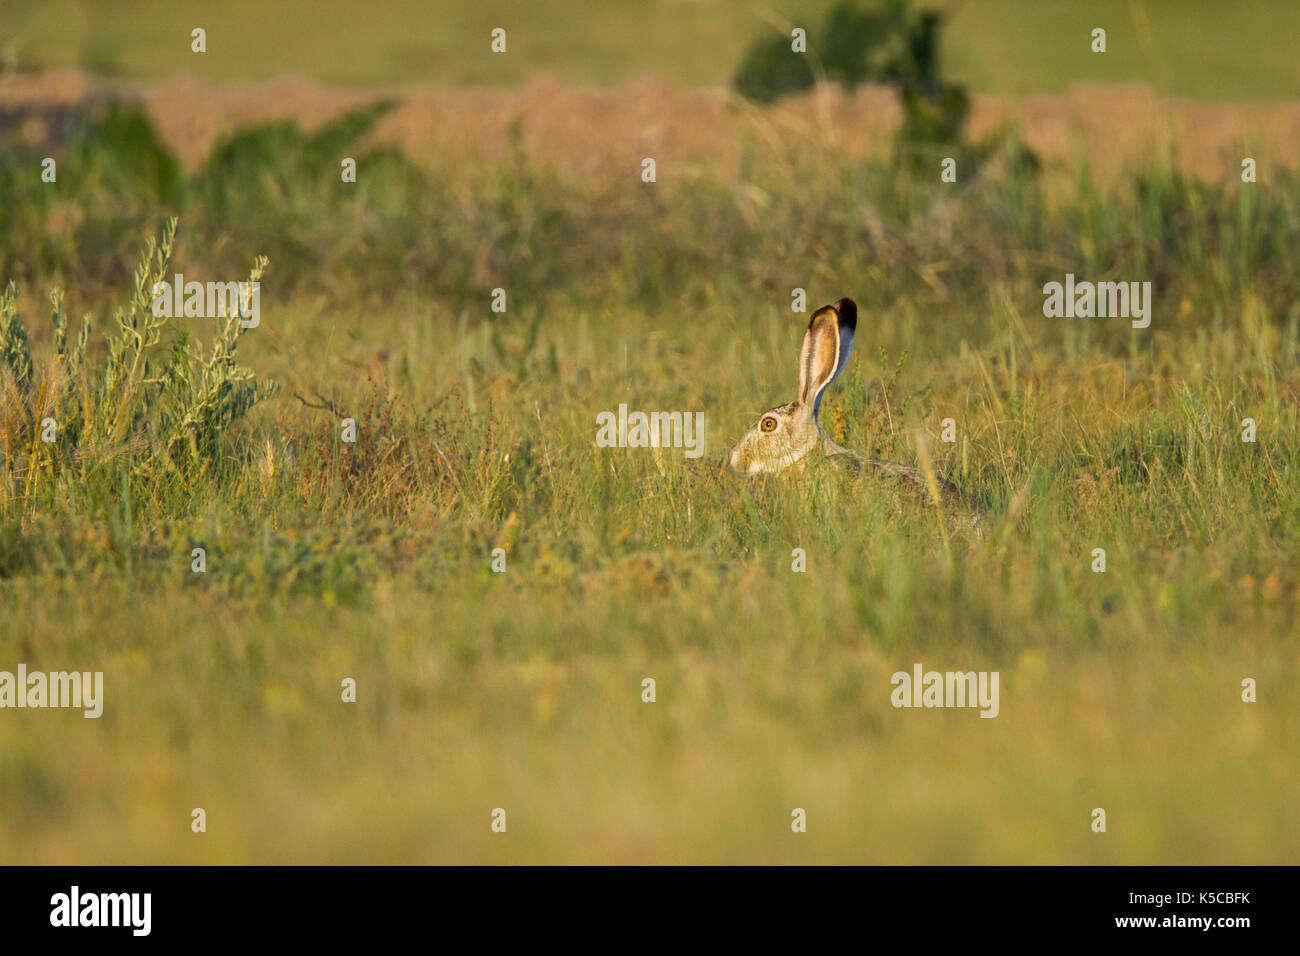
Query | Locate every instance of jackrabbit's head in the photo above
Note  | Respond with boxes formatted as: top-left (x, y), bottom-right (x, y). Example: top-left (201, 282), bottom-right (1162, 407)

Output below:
top-left (729, 298), bottom-right (858, 474)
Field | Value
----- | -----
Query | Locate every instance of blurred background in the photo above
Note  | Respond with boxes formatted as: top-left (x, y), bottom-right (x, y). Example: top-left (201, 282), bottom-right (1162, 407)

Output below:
top-left (3, 0), bottom-right (1299, 97)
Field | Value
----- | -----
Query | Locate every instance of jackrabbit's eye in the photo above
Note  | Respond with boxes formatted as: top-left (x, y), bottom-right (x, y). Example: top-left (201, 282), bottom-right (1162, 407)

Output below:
top-left (760, 416), bottom-right (778, 433)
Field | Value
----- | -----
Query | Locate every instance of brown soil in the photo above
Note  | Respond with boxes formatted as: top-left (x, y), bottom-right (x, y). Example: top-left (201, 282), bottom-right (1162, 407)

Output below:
top-left (2, 69), bottom-right (1297, 183)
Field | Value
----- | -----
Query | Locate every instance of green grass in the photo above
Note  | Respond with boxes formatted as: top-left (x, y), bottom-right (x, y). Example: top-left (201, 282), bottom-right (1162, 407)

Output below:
top-left (3, 287), bottom-right (1299, 861)
top-left (2, 89), bottom-right (1299, 861)
top-left (4, 0), bottom-right (1299, 99)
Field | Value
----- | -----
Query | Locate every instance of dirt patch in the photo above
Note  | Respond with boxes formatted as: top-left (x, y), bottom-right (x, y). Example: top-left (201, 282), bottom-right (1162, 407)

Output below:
top-left (2, 69), bottom-right (1297, 183)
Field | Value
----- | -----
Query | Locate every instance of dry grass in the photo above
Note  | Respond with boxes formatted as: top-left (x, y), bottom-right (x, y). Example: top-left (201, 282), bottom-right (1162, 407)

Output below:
top-left (4, 70), bottom-right (1299, 183)
top-left (2, 65), bottom-right (1298, 863)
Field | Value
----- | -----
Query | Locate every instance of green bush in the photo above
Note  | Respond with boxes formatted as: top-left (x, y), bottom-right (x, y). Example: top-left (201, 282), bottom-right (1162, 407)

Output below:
top-left (1, 219), bottom-right (276, 512)
top-left (732, 29), bottom-right (816, 104)
top-left (732, 0), bottom-right (969, 147)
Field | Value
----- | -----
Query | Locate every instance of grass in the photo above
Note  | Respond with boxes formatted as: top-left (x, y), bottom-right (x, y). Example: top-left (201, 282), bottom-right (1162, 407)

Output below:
top-left (3, 295), bottom-right (1298, 861)
top-left (1, 81), bottom-right (1299, 861)
top-left (2, 0), bottom-right (1298, 99)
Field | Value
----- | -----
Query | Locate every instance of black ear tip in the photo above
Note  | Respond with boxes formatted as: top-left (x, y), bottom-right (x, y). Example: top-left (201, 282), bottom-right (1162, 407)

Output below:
top-left (834, 297), bottom-right (858, 329)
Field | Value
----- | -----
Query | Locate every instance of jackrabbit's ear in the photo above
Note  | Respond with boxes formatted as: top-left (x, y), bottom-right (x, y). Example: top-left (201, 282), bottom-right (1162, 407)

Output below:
top-left (797, 297), bottom-right (858, 416)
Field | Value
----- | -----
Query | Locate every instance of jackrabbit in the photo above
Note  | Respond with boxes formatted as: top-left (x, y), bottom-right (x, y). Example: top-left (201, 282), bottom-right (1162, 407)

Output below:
top-left (729, 297), bottom-right (968, 511)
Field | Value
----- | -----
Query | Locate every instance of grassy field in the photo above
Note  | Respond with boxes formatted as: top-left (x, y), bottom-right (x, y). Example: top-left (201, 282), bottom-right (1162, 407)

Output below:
top-left (3, 0), bottom-right (1299, 99)
top-left (2, 4), bottom-right (1299, 864)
